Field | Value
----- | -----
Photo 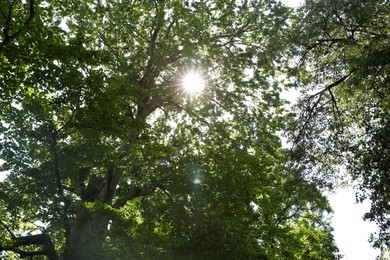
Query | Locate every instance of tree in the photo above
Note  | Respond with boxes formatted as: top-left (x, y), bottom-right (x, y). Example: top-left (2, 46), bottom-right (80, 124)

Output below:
top-left (1, 0), bottom-right (340, 259)
top-left (288, 0), bottom-right (390, 251)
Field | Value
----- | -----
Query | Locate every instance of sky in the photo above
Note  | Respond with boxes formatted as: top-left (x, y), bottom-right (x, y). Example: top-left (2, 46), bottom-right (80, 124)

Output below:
top-left (329, 188), bottom-right (380, 259)
top-left (280, 0), bottom-right (381, 259)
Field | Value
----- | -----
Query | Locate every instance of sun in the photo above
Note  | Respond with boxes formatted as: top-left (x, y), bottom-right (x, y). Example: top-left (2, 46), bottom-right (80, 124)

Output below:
top-left (181, 70), bottom-right (205, 94)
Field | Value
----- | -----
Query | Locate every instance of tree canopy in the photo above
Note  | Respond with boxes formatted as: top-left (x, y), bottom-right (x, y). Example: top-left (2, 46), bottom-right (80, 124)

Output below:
top-left (289, 0), bottom-right (390, 251)
top-left (4, 0), bottom-right (389, 259)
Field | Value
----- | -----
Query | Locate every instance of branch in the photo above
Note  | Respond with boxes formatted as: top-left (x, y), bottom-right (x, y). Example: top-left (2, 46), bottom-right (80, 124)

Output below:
top-left (3, 0), bottom-right (16, 40)
top-left (156, 184), bottom-right (174, 203)
top-left (328, 88), bottom-right (342, 122)
top-left (1, 0), bottom-right (35, 48)
top-left (51, 132), bottom-right (64, 200)
top-left (10, 248), bottom-right (46, 259)
top-left (275, 205), bottom-right (303, 227)
top-left (309, 68), bottom-right (357, 99)
top-left (51, 130), bottom-right (71, 245)
top-left (140, 24), bottom-right (161, 89)
top-left (0, 234), bottom-right (59, 260)
top-left (294, 69), bottom-right (357, 144)
top-left (0, 220), bottom-right (16, 239)
top-left (55, 107), bottom-right (77, 134)
top-left (113, 183), bottom-right (157, 209)
top-left (214, 20), bottom-right (251, 47)
top-left (305, 38), bottom-right (348, 52)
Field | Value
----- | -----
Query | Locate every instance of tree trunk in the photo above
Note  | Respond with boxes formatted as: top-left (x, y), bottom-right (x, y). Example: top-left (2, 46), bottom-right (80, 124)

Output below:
top-left (63, 170), bottom-right (117, 259)
top-left (63, 213), bottom-right (110, 259)
top-left (63, 172), bottom-right (158, 259)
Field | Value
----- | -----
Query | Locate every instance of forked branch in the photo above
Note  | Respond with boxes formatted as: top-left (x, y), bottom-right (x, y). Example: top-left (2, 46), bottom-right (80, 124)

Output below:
top-left (294, 68), bottom-right (357, 144)
top-left (0, 0), bottom-right (35, 49)
top-left (0, 234), bottom-right (59, 260)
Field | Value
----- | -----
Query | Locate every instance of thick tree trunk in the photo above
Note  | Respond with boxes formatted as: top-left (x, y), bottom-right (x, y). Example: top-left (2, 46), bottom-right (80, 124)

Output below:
top-left (63, 171), bottom-right (116, 259)
top-left (63, 214), bottom-right (110, 259)
top-left (63, 166), bottom-right (157, 259)
top-left (63, 174), bottom-right (158, 259)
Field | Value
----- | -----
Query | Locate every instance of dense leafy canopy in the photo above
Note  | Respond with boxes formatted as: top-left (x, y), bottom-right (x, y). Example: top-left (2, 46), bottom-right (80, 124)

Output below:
top-left (1, 0), bottom-right (378, 259)
top-left (289, 0), bottom-right (390, 251)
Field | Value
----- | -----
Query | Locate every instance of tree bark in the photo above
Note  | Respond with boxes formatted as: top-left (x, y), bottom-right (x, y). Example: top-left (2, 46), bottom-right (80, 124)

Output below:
top-left (63, 163), bottom-right (158, 259)
top-left (0, 234), bottom-right (59, 260)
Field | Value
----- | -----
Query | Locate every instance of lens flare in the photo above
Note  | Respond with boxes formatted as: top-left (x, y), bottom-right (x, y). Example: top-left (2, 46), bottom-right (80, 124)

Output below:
top-left (181, 70), bottom-right (204, 94)
top-left (192, 177), bottom-right (202, 184)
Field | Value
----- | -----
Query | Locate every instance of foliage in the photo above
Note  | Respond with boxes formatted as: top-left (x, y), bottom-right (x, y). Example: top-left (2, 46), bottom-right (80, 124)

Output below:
top-left (0, 0), bottom-right (341, 259)
top-left (289, 0), bottom-right (390, 250)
